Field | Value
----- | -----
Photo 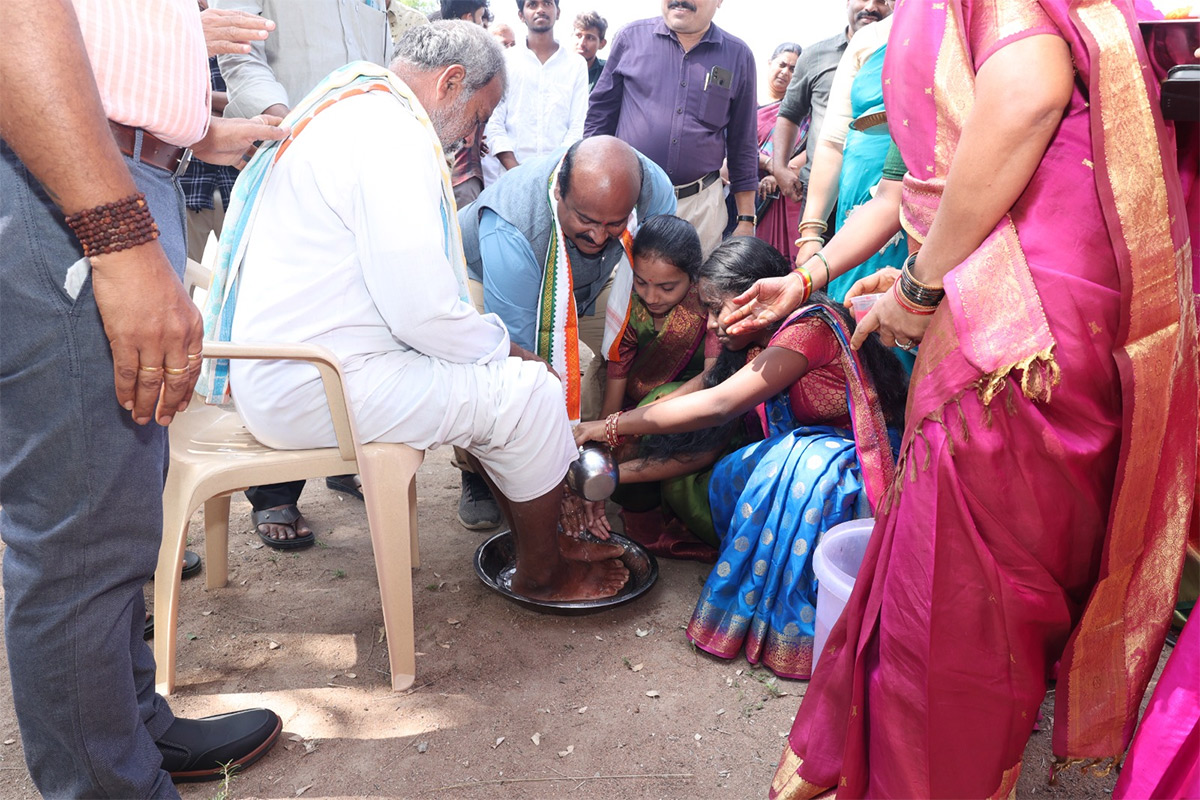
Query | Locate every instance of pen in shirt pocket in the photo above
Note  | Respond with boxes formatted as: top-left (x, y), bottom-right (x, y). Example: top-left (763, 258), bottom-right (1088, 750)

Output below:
top-left (704, 71), bottom-right (710, 91)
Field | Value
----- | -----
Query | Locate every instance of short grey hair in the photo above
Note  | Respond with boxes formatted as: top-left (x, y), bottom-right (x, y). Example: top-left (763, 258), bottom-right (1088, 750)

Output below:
top-left (391, 20), bottom-right (506, 94)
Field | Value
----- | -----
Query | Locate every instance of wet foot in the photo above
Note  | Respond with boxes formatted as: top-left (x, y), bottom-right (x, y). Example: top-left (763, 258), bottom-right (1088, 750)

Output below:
top-left (512, 558), bottom-right (629, 602)
top-left (557, 532), bottom-right (624, 562)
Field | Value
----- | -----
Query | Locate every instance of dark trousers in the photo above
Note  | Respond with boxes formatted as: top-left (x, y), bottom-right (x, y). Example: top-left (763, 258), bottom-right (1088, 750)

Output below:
top-left (0, 139), bottom-right (182, 798)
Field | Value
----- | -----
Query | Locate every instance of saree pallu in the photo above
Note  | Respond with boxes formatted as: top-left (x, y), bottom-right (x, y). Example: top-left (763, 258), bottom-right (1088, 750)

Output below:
top-left (824, 46), bottom-right (907, 304)
top-left (686, 306), bottom-right (896, 680)
top-left (755, 101), bottom-right (808, 262)
top-left (771, 1), bottom-right (1197, 798)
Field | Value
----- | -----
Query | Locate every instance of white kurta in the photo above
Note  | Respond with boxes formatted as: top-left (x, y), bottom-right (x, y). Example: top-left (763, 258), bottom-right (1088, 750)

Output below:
top-left (230, 91), bottom-right (576, 502)
top-left (483, 39), bottom-right (589, 173)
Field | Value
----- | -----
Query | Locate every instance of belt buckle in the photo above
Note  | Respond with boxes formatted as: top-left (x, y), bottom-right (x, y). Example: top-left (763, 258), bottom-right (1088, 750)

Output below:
top-left (172, 148), bottom-right (193, 179)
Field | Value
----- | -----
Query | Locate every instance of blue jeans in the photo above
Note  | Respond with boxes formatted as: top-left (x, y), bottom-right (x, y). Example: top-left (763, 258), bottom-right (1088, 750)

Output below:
top-left (0, 136), bottom-right (185, 798)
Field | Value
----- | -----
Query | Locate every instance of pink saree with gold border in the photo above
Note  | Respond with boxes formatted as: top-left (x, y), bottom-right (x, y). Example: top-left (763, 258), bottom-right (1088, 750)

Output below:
top-left (769, 0), bottom-right (1198, 797)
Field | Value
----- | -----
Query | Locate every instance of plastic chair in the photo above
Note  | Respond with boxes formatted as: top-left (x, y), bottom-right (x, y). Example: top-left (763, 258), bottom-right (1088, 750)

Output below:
top-left (153, 341), bottom-right (424, 693)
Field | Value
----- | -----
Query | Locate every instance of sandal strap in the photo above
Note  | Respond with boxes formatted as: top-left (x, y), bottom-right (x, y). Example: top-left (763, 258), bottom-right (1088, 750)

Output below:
top-left (251, 505), bottom-right (302, 527)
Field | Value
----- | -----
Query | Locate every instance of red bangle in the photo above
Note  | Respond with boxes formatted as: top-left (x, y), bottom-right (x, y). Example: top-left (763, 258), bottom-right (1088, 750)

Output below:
top-left (791, 267), bottom-right (814, 304)
top-left (604, 411), bottom-right (625, 448)
top-left (891, 281), bottom-right (938, 316)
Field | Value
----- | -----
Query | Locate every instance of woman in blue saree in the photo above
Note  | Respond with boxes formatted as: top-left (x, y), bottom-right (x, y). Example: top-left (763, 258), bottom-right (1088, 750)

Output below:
top-left (795, 19), bottom-right (907, 304)
top-left (575, 237), bottom-right (906, 679)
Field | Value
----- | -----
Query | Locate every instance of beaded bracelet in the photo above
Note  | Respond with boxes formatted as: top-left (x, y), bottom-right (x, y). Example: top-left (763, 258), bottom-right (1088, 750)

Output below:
top-left (65, 193), bottom-right (159, 258)
top-left (604, 411), bottom-right (625, 449)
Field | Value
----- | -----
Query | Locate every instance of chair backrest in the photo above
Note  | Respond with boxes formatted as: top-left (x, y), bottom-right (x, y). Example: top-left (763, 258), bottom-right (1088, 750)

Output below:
top-left (185, 231), bottom-right (218, 306)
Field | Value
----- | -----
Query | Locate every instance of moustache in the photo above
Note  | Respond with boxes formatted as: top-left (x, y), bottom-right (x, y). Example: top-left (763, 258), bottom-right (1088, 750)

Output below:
top-left (856, 10), bottom-right (882, 20)
top-left (668, 1), bottom-right (698, 11)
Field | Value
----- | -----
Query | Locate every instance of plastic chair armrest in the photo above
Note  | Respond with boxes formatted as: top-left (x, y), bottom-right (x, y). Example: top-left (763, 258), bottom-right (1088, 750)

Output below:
top-left (201, 341), bottom-right (359, 462)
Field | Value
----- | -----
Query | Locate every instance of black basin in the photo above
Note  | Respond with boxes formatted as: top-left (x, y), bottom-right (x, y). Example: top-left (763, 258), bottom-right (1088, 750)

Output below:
top-left (474, 530), bottom-right (659, 615)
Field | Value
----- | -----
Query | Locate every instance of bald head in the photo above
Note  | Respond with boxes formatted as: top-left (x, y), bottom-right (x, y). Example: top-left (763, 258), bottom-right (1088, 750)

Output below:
top-left (559, 136), bottom-right (642, 207)
top-left (554, 137), bottom-right (644, 255)
top-left (491, 22), bottom-right (516, 47)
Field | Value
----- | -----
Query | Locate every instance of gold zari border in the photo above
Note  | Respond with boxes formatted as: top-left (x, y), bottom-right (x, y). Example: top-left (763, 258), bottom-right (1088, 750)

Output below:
top-left (1062, 0), bottom-right (1197, 758)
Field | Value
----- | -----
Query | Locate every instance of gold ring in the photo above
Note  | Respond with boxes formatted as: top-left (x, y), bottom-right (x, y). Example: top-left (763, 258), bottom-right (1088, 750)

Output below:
top-left (186, 353), bottom-right (202, 361)
top-left (164, 366), bottom-right (189, 375)
top-left (138, 365), bottom-right (162, 373)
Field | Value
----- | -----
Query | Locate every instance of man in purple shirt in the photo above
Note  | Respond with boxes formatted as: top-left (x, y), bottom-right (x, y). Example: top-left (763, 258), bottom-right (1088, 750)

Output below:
top-left (584, 0), bottom-right (757, 257)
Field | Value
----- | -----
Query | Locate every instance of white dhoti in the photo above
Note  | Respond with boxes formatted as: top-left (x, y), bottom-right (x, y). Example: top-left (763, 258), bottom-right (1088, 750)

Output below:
top-left (224, 90), bottom-right (578, 504)
top-left (233, 352), bottom-right (576, 503)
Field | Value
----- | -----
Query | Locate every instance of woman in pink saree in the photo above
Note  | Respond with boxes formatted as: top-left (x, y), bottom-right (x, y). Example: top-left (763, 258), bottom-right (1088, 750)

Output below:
top-left (754, 43), bottom-right (808, 262)
top-left (727, 0), bottom-right (1200, 796)
top-left (1113, 613), bottom-right (1200, 799)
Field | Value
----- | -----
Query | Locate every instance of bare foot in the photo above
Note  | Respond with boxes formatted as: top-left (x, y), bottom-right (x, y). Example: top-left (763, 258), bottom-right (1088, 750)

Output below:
top-left (557, 532), bottom-right (624, 562)
top-left (512, 558), bottom-right (629, 602)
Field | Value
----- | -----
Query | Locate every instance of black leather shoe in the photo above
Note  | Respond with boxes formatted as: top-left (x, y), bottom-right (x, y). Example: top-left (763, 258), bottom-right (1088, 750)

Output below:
top-left (181, 549), bottom-right (202, 580)
top-left (157, 708), bottom-right (282, 783)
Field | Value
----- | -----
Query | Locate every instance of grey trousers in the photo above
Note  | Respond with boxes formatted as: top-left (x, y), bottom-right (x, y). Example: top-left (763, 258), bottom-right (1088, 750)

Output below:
top-left (0, 137), bottom-right (183, 798)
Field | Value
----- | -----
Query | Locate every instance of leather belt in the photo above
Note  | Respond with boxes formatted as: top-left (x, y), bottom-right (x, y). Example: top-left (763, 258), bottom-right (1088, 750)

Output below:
top-left (109, 120), bottom-right (191, 177)
top-left (674, 170), bottom-right (721, 200)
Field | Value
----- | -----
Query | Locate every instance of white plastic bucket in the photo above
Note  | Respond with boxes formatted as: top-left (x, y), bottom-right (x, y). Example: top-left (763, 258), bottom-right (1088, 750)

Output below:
top-left (811, 518), bottom-right (875, 672)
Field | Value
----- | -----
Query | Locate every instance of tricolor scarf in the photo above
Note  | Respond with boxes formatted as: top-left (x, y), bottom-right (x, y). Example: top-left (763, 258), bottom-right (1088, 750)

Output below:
top-left (200, 61), bottom-right (468, 403)
top-left (540, 162), bottom-right (634, 424)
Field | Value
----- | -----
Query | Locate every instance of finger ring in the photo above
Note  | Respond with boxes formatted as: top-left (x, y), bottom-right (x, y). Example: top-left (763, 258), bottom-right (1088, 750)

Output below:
top-left (163, 366), bottom-right (189, 375)
top-left (138, 365), bottom-right (162, 373)
top-left (896, 339), bottom-right (916, 352)
top-left (186, 352), bottom-right (203, 361)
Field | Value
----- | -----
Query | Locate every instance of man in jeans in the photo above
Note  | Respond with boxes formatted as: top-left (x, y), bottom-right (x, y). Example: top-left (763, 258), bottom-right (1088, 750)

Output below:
top-left (0, 0), bottom-right (287, 794)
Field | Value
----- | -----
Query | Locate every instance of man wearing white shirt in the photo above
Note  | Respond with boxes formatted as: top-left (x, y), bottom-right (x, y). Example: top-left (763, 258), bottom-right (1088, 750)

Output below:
top-left (228, 23), bottom-right (629, 602)
top-left (483, 0), bottom-right (588, 183)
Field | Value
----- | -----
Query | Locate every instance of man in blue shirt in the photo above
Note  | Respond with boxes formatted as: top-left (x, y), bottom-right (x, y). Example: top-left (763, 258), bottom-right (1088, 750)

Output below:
top-left (455, 135), bottom-right (674, 528)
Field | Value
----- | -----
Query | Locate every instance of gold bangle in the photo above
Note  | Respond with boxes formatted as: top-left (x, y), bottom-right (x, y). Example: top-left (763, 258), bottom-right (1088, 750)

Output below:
top-left (902, 252), bottom-right (944, 291)
top-left (798, 218), bottom-right (828, 231)
top-left (812, 251), bottom-right (831, 286)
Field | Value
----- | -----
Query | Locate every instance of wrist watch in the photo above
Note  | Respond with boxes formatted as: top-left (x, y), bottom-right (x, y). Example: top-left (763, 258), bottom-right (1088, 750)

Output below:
top-left (736, 214), bottom-right (757, 226)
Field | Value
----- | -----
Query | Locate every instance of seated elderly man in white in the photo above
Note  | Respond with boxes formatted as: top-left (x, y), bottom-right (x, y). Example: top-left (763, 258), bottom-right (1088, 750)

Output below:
top-left (215, 22), bottom-right (627, 601)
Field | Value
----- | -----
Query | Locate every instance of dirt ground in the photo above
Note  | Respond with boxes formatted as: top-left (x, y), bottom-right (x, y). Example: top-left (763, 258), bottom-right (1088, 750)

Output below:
top-left (0, 448), bottom-right (1160, 799)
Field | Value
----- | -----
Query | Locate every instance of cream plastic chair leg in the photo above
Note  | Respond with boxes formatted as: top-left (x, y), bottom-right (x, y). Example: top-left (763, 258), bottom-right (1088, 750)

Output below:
top-left (359, 444), bottom-right (424, 691)
top-left (155, 475), bottom-right (197, 695)
top-left (408, 474), bottom-right (420, 570)
top-left (203, 495), bottom-right (232, 589)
